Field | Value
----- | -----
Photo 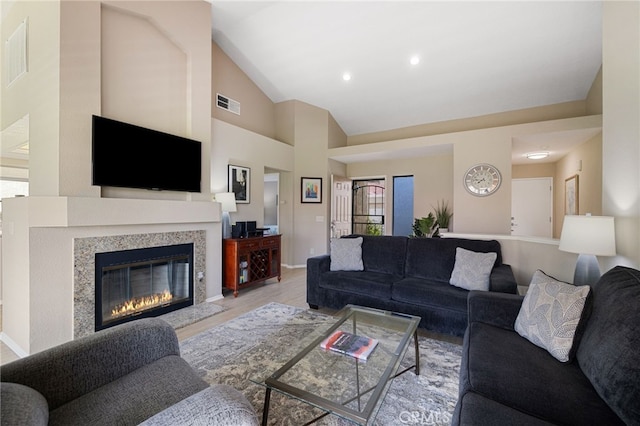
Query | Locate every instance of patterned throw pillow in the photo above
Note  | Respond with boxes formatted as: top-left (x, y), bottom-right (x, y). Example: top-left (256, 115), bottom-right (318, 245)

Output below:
top-left (449, 247), bottom-right (497, 291)
top-left (330, 237), bottom-right (364, 271)
top-left (515, 270), bottom-right (590, 362)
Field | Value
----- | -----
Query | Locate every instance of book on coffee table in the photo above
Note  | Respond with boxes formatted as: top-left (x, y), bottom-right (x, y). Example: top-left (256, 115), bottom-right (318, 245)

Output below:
top-left (320, 330), bottom-right (379, 361)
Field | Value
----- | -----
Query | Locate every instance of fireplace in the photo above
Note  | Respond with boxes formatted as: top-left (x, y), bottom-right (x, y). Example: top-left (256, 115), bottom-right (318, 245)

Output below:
top-left (95, 243), bottom-right (194, 331)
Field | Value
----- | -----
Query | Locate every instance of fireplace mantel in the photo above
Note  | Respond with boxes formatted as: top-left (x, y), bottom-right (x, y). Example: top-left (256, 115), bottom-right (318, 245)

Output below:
top-left (22, 196), bottom-right (220, 228)
top-left (1, 196), bottom-right (221, 356)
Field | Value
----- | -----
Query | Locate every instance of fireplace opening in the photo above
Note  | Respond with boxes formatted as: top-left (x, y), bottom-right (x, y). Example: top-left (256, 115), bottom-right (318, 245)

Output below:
top-left (95, 243), bottom-right (194, 331)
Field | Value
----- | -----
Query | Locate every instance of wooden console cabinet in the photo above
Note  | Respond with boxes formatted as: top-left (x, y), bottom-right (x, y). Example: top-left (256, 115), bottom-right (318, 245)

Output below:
top-left (223, 234), bottom-right (281, 297)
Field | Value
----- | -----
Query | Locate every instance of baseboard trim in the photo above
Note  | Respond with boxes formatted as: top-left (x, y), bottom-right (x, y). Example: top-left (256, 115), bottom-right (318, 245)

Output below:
top-left (282, 264), bottom-right (307, 269)
top-left (0, 332), bottom-right (28, 359)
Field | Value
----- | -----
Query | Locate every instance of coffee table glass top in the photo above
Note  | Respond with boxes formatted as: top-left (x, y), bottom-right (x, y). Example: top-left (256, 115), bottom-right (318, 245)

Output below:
top-left (253, 304), bottom-right (421, 425)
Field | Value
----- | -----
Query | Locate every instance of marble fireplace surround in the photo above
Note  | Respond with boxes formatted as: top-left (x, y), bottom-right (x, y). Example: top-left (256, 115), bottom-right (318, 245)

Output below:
top-left (74, 231), bottom-right (206, 339)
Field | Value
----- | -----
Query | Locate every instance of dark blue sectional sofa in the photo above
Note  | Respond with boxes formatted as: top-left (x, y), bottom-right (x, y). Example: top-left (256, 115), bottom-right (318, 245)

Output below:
top-left (453, 265), bottom-right (640, 425)
top-left (306, 235), bottom-right (518, 337)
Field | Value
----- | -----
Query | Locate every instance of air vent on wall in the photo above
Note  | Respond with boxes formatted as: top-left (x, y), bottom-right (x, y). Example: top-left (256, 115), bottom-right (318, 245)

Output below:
top-left (5, 19), bottom-right (28, 86)
top-left (216, 93), bottom-right (241, 115)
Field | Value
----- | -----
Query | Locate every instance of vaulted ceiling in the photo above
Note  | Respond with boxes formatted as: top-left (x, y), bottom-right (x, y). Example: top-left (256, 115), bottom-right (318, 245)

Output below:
top-left (210, 1), bottom-right (603, 163)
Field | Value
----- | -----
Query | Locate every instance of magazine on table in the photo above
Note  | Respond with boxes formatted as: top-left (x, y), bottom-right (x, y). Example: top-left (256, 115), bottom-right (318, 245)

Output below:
top-left (320, 330), bottom-right (379, 361)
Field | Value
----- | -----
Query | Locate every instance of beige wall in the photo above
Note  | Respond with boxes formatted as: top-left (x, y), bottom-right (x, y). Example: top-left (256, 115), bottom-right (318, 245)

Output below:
top-left (553, 134), bottom-right (603, 237)
top-left (347, 101), bottom-right (589, 146)
top-left (211, 42), bottom-right (277, 140)
top-left (210, 119), bottom-right (295, 264)
top-left (292, 101), bottom-right (332, 266)
top-left (602, 1), bottom-right (640, 268)
top-left (347, 153), bottom-right (454, 233)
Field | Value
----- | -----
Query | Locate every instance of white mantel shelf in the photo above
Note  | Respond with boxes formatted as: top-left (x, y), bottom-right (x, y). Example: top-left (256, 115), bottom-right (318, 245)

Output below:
top-left (19, 196), bottom-right (221, 228)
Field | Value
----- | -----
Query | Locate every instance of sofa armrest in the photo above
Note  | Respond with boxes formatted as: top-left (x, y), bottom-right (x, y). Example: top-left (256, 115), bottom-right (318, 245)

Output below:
top-left (139, 385), bottom-right (259, 426)
top-left (307, 254), bottom-right (331, 275)
top-left (489, 264), bottom-right (518, 294)
top-left (0, 318), bottom-right (180, 410)
top-left (0, 383), bottom-right (49, 426)
top-left (468, 290), bottom-right (524, 331)
top-left (306, 254), bottom-right (331, 306)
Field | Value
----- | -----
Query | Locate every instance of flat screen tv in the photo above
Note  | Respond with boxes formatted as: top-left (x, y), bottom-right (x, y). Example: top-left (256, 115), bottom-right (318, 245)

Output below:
top-left (92, 115), bottom-right (201, 192)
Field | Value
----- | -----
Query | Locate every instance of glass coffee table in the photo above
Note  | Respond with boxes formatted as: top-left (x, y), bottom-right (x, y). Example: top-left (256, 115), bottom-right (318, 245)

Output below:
top-left (253, 304), bottom-right (421, 425)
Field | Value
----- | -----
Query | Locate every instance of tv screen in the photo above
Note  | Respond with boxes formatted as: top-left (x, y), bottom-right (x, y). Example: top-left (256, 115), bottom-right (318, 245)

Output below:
top-left (92, 115), bottom-right (201, 192)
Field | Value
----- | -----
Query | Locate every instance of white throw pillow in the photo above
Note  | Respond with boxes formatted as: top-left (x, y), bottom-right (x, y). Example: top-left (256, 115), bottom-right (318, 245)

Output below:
top-left (449, 247), bottom-right (497, 291)
top-left (330, 237), bottom-right (364, 271)
top-left (514, 270), bottom-right (590, 362)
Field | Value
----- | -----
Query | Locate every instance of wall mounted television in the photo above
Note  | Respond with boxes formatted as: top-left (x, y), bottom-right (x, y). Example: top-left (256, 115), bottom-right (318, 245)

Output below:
top-left (92, 115), bottom-right (201, 192)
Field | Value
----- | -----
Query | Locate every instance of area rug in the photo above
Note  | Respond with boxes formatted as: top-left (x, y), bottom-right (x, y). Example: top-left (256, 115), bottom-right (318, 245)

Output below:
top-left (159, 302), bottom-right (226, 330)
top-left (180, 302), bottom-right (461, 425)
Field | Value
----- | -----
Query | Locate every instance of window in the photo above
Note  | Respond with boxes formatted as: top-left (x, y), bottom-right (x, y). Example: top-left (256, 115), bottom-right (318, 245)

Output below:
top-left (392, 176), bottom-right (413, 236)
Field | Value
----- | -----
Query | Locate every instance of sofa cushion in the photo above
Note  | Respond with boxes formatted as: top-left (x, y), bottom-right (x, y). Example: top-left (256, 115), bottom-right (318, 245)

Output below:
top-left (330, 237), bottom-right (364, 271)
top-left (139, 385), bottom-right (258, 426)
top-left (454, 391), bottom-right (557, 426)
top-left (392, 277), bottom-right (468, 313)
top-left (318, 270), bottom-right (395, 300)
top-left (357, 235), bottom-right (408, 276)
top-left (576, 266), bottom-right (640, 425)
top-left (0, 382), bottom-right (49, 426)
top-left (48, 355), bottom-right (208, 426)
top-left (449, 248), bottom-right (497, 291)
top-left (405, 237), bottom-right (502, 282)
top-left (460, 321), bottom-right (623, 425)
top-left (514, 270), bottom-right (590, 362)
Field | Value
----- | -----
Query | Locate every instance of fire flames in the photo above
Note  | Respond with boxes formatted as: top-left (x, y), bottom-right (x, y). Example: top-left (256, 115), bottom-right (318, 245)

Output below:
top-left (111, 290), bottom-right (173, 319)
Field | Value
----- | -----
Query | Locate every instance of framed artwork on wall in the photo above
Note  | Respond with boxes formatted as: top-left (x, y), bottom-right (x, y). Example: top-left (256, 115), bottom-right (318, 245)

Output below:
top-left (301, 177), bottom-right (322, 203)
top-left (565, 174), bottom-right (579, 215)
top-left (228, 165), bottom-right (250, 204)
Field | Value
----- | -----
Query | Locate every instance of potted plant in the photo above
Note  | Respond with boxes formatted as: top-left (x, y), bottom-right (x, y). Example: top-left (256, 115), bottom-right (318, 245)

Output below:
top-left (412, 213), bottom-right (438, 238)
top-left (433, 200), bottom-right (453, 232)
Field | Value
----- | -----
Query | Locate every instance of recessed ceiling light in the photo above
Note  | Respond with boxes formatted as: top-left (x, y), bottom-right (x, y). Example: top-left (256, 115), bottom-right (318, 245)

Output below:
top-left (410, 56), bottom-right (420, 65)
top-left (342, 72), bottom-right (351, 81)
top-left (526, 152), bottom-right (550, 160)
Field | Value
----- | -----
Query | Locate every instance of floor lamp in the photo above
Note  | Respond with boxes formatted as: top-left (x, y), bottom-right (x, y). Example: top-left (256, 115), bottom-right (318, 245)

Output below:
top-left (558, 215), bottom-right (616, 286)
top-left (215, 192), bottom-right (237, 239)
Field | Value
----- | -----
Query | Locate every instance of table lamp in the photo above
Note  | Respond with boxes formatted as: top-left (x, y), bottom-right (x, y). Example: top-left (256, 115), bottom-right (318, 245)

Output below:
top-left (558, 215), bottom-right (616, 286)
top-left (215, 192), bottom-right (237, 239)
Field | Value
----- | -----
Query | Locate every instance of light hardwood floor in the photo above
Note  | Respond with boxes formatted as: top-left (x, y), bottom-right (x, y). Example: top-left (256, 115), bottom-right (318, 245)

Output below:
top-left (1, 267), bottom-right (461, 366)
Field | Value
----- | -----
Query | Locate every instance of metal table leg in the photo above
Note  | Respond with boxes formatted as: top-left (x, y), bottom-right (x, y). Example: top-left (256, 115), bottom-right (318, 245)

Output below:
top-left (261, 387), bottom-right (272, 426)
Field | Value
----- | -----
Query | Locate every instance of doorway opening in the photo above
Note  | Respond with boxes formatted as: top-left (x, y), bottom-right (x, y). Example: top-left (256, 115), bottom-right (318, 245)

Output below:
top-left (264, 172), bottom-right (279, 235)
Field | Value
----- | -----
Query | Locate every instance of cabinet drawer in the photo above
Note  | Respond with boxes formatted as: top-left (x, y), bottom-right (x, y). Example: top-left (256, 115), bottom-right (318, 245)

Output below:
top-left (260, 237), bottom-right (280, 248)
top-left (238, 240), bottom-right (260, 250)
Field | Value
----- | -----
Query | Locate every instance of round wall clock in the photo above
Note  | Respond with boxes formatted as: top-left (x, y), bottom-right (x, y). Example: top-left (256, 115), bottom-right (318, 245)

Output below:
top-left (464, 163), bottom-right (502, 196)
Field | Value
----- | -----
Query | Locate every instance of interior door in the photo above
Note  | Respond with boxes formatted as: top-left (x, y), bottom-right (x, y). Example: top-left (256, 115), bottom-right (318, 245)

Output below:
top-left (511, 178), bottom-right (553, 238)
top-left (331, 175), bottom-right (352, 238)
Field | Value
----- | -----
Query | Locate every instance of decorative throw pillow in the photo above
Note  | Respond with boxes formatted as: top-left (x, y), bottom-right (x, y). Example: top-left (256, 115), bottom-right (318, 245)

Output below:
top-left (515, 270), bottom-right (590, 362)
top-left (449, 247), bottom-right (497, 291)
top-left (330, 237), bottom-right (364, 271)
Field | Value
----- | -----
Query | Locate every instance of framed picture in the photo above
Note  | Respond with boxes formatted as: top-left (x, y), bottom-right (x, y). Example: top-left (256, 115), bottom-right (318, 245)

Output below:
top-left (228, 165), bottom-right (250, 204)
top-left (301, 177), bottom-right (322, 203)
top-left (565, 174), bottom-right (579, 215)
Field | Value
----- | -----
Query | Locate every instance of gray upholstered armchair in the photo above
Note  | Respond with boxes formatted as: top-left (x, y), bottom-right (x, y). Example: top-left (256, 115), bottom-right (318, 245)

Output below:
top-left (0, 318), bottom-right (258, 426)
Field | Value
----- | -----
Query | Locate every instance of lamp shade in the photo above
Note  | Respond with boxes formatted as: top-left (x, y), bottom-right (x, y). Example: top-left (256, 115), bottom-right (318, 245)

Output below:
top-left (559, 215), bottom-right (616, 256)
top-left (214, 192), bottom-right (237, 213)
